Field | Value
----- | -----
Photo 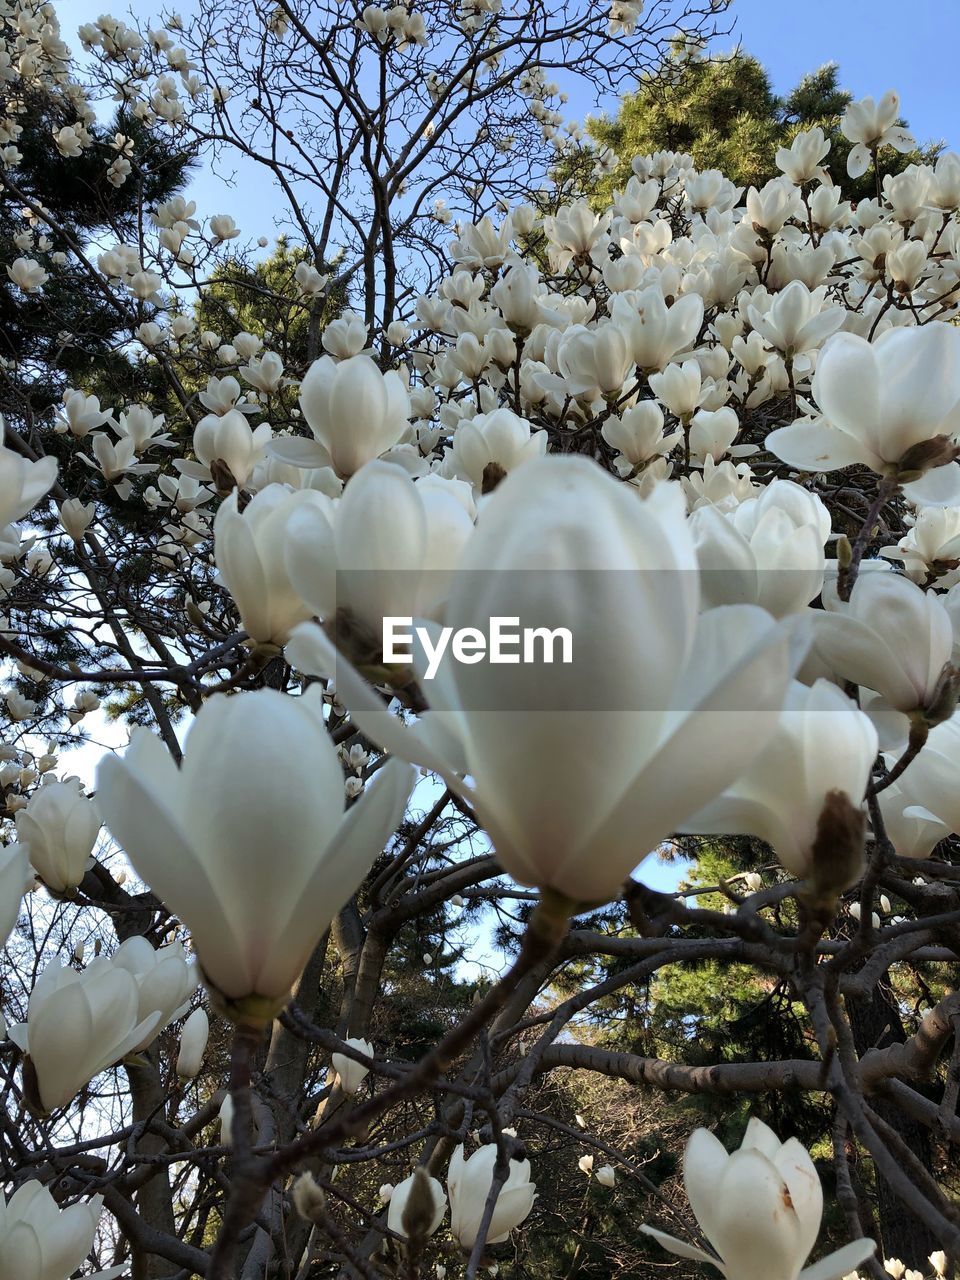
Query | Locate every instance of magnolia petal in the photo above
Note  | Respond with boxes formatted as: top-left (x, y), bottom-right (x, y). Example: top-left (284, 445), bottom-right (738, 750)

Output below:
top-left (847, 143), bottom-right (872, 178)
top-left (765, 422), bottom-right (871, 473)
top-left (267, 437), bottom-right (333, 469)
top-left (639, 1225), bottom-right (722, 1271)
top-left (799, 1238), bottom-right (876, 1280)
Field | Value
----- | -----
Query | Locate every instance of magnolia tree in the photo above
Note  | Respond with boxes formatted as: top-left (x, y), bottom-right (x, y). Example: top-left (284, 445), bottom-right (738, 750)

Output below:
top-left (2, 0), bottom-right (960, 1277)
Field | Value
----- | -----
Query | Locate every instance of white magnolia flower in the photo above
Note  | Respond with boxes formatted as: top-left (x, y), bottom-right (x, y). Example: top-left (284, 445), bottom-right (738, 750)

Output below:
top-left (321, 312), bottom-right (368, 359)
top-left (449, 408), bottom-right (547, 494)
top-left (0, 1181), bottom-right (125, 1280)
top-left (6, 258), bottom-right (47, 291)
top-left (111, 936), bottom-right (197, 1051)
top-left (387, 1169), bottom-right (447, 1238)
top-left (447, 1144), bottom-right (536, 1249)
top-left (747, 282), bottom-right (845, 358)
top-left (58, 390), bottom-right (110, 437)
top-left (288, 457), bottom-right (806, 904)
top-left (176, 1006), bottom-right (209, 1078)
top-left (209, 214), bottom-right (240, 243)
top-left (8, 958), bottom-right (165, 1113)
top-left (841, 91), bottom-right (915, 178)
top-left (95, 689), bottom-right (415, 1024)
top-left (0, 442), bottom-right (57, 528)
top-left (881, 506), bottom-right (960, 585)
top-left (812, 572), bottom-right (955, 717)
top-left (332, 1037), bottom-right (374, 1096)
top-left (214, 484), bottom-right (331, 646)
top-left (767, 325), bottom-right (960, 496)
top-left (680, 681), bottom-right (877, 885)
top-left (878, 716), bottom-right (960, 858)
top-left (59, 498), bottom-right (94, 541)
top-left (691, 480), bottom-right (830, 617)
top-left (0, 840), bottom-right (27, 948)
top-left (610, 288), bottom-right (704, 373)
top-left (189, 409), bottom-right (272, 488)
top-left (285, 463), bottom-right (475, 641)
top-left (776, 128), bottom-right (831, 185)
top-left (642, 1119), bottom-right (875, 1280)
top-left (15, 780), bottom-right (101, 891)
top-left (242, 351), bottom-right (284, 393)
top-left (289, 354), bottom-right (410, 478)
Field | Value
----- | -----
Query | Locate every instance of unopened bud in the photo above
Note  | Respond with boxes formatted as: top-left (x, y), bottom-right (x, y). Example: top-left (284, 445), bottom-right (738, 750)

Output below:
top-left (209, 457), bottom-right (239, 495)
top-left (896, 436), bottom-right (960, 480)
top-left (807, 789), bottom-right (866, 903)
top-left (481, 461), bottom-right (508, 494)
top-left (400, 1167), bottom-right (439, 1241)
top-left (923, 663), bottom-right (960, 728)
top-left (835, 534), bottom-right (852, 569)
top-left (292, 1171), bottom-right (326, 1223)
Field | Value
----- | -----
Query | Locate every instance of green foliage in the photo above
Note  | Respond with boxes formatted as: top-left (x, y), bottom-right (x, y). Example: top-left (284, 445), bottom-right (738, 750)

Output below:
top-left (192, 237), bottom-right (345, 374)
top-left (584, 53), bottom-right (940, 205)
top-left (0, 90), bottom-right (192, 424)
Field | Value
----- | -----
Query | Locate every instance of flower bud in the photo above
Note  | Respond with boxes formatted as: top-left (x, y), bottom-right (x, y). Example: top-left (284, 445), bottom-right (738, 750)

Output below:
top-left (293, 1171), bottom-right (327, 1223)
top-left (389, 1167), bottom-right (447, 1240)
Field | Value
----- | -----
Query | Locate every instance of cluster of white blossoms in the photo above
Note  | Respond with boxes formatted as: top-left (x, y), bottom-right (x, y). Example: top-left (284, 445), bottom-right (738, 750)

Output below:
top-left (365, 1139), bottom-right (535, 1248)
top-left (1, 0), bottom-right (960, 1267)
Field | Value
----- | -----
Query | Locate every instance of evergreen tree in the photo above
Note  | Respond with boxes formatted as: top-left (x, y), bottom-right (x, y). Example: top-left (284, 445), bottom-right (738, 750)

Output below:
top-left (0, 89), bottom-right (193, 427)
top-left (585, 51), bottom-right (939, 203)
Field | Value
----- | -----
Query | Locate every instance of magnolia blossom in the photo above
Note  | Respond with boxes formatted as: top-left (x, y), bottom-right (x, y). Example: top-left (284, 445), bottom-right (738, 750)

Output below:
top-left (689, 408), bottom-right (740, 466)
top-left (209, 213), bottom-right (240, 242)
top-left (767, 325), bottom-right (960, 498)
top-left (642, 1119), bottom-right (874, 1280)
top-left (6, 258), bottom-right (47, 291)
top-left (288, 457), bottom-right (806, 904)
top-left (111, 936), bottom-right (197, 1050)
top-left (680, 681), bottom-right (878, 887)
top-left (881, 506), bottom-right (960, 585)
top-left (58, 390), bottom-right (110, 437)
top-left (96, 689), bottom-right (415, 1023)
top-left (0, 443), bottom-right (57, 529)
top-left (878, 716), bottom-right (960, 858)
top-left (59, 498), bottom-right (94, 541)
top-left (176, 1006), bottom-right (209, 1078)
top-left (214, 484), bottom-right (331, 646)
top-left (690, 480), bottom-right (830, 618)
top-left (332, 1037), bottom-right (374, 1096)
top-left (447, 1144), bottom-right (536, 1249)
top-left (9, 958), bottom-right (165, 1113)
top-left (610, 288), bottom-right (704, 373)
top-left (386, 1169), bottom-right (447, 1238)
top-left (290, 354), bottom-right (410, 478)
top-left (0, 842), bottom-right (28, 950)
top-left (746, 281), bottom-right (845, 358)
top-left (811, 572), bottom-right (955, 720)
top-left (841, 91), bottom-right (915, 178)
top-left (14, 781), bottom-right (101, 891)
top-left (0, 1182), bottom-right (125, 1280)
top-left (285, 462), bottom-right (476, 647)
top-left (188, 409), bottom-right (273, 489)
top-left (242, 351), bottom-right (284, 393)
top-left (776, 128), bottom-right (831, 185)
top-left (448, 408), bottom-right (547, 494)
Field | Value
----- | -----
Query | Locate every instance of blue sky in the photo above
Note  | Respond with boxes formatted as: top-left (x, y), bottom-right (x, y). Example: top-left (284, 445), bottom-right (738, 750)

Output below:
top-left (562, 0), bottom-right (959, 151)
top-left (713, 0), bottom-right (959, 150)
top-left (61, 0), bottom-right (960, 234)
